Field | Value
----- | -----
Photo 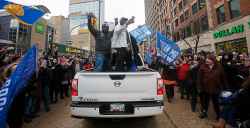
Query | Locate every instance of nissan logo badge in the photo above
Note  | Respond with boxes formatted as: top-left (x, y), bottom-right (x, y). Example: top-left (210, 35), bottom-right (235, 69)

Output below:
top-left (114, 81), bottom-right (122, 87)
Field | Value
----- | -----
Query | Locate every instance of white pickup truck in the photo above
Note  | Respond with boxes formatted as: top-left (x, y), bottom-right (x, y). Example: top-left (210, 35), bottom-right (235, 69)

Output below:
top-left (70, 56), bottom-right (164, 118)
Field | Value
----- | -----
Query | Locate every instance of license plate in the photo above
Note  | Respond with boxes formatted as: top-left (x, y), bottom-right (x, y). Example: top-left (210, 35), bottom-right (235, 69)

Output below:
top-left (110, 104), bottom-right (125, 112)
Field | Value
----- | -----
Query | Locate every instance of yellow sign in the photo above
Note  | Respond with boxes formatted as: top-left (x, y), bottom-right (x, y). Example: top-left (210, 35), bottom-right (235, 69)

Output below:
top-left (65, 47), bottom-right (81, 53)
top-left (79, 29), bottom-right (89, 33)
top-left (4, 4), bottom-right (24, 16)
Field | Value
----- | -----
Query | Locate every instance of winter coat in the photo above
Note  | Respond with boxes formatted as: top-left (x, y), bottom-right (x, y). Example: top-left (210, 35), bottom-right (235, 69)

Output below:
top-left (197, 63), bottom-right (228, 94)
top-left (88, 17), bottom-right (113, 54)
top-left (177, 63), bottom-right (190, 81)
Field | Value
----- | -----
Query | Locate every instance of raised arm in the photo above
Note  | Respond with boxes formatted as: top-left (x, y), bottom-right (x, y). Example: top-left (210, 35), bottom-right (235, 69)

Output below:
top-left (87, 14), bottom-right (98, 37)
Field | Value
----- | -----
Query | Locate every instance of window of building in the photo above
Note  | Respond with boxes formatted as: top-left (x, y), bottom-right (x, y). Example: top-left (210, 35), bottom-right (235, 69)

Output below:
top-left (180, 15), bottom-right (184, 23)
top-left (192, 2), bottom-right (198, 14)
top-left (181, 28), bottom-right (186, 39)
top-left (173, 7), bottom-right (177, 17)
top-left (200, 15), bottom-right (209, 32)
top-left (175, 19), bottom-right (179, 27)
top-left (184, 10), bottom-right (189, 19)
top-left (179, 1), bottom-right (183, 11)
top-left (175, 32), bottom-right (180, 41)
top-left (198, 0), bottom-right (206, 9)
top-left (172, 0), bottom-right (176, 7)
top-left (229, 0), bottom-right (241, 19)
top-left (186, 25), bottom-right (192, 37)
top-left (192, 20), bottom-right (200, 34)
top-left (216, 5), bottom-right (226, 24)
top-left (183, 0), bottom-right (187, 7)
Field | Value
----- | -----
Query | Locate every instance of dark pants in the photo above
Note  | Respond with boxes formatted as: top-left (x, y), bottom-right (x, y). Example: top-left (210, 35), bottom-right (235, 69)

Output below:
top-left (42, 85), bottom-right (50, 111)
top-left (49, 82), bottom-right (59, 103)
top-left (220, 105), bottom-right (237, 127)
top-left (8, 92), bottom-right (25, 128)
top-left (179, 80), bottom-right (190, 99)
top-left (166, 85), bottom-right (175, 99)
top-left (114, 48), bottom-right (130, 72)
top-left (200, 92), bottom-right (220, 118)
top-left (190, 84), bottom-right (198, 112)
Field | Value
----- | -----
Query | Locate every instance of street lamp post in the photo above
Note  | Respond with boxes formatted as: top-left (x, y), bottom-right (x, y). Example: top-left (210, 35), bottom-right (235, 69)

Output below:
top-left (98, 0), bottom-right (101, 30)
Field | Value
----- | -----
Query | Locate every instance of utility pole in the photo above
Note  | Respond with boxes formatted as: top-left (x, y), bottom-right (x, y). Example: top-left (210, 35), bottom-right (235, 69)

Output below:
top-left (98, 0), bottom-right (101, 30)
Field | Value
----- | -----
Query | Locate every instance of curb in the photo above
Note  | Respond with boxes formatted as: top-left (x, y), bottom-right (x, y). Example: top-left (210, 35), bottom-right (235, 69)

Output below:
top-left (163, 109), bottom-right (179, 128)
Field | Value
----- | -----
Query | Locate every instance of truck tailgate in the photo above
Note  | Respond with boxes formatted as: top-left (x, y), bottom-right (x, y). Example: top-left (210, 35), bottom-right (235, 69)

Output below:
top-left (75, 72), bottom-right (160, 102)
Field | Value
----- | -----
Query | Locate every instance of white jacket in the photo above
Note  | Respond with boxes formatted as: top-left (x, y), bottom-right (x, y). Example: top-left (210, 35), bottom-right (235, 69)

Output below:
top-left (111, 24), bottom-right (128, 48)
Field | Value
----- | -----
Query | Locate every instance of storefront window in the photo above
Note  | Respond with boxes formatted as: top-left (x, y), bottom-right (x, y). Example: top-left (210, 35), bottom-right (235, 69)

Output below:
top-left (229, 0), bottom-right (241, 19)
top-left (215, 38), bottom-right (248, 54)
top-left (216, 5), bottom-right (226, 24)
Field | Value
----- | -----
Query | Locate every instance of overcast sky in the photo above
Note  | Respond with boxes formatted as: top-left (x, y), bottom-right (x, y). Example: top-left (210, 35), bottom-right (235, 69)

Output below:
top-left (8, 0), bottom-right (145, 30)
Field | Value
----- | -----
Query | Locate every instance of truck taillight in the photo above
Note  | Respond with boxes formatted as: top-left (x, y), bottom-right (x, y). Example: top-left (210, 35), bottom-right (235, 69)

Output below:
top-left (71, 79), bottom-right (78, 96)
top-left (157, 79), bottom-right (164, 96)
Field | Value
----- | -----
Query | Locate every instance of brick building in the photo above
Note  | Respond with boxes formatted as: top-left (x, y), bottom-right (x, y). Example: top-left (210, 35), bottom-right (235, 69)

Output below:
top-left (145, 0), bottom-right (250, 54)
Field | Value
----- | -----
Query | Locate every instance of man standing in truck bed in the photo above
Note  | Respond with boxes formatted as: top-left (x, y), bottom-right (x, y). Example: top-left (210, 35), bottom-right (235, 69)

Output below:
top-left (87, 13), bottom-right (113, 72)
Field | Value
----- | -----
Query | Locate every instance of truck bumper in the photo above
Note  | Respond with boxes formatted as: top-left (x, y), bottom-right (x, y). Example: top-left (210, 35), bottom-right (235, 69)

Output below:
top-left (71, 101), bottom-right (164, 118)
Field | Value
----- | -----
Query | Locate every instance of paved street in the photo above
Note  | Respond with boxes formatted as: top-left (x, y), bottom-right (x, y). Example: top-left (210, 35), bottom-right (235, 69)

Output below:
top-left (24, 98), bottom-right (176, 128)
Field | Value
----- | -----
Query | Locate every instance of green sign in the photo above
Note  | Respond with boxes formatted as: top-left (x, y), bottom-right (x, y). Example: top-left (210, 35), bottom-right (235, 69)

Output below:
top-left (213, 24), bottom-right (244, 39)
top-left (35, 23), bottom-right (45, 34)
top-left (248, 21), bottom-right (250, 28)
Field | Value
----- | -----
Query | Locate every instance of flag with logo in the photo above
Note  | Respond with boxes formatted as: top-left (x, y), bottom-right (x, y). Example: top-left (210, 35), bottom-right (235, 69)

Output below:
top-left (130, 25), bottom-right (152, 44)
top-left (156, 32), bottom-right (181, 64)
top-left (0, 0), bottom-right (48, 25)
top-left (0, 45), bottom-right (37, 127)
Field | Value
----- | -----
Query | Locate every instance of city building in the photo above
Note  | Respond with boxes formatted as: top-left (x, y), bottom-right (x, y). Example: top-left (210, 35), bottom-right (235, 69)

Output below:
top-left (31, 18), bottom-right (48, 52)
top-left (145, 0), bottom-right (250, 54)
top-left (69, 0), bottom-right (105, 52)
top-left (0, 11), bottom-right (31, 52)
top-left (49, 16), bottom-right (70, 45)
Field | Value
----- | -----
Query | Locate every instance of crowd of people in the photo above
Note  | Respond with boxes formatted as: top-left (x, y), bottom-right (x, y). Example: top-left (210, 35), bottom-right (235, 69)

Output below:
top-left (150, 51), bottom-right (250, 128)
top-left (0, 46), bottom-right (93, 128)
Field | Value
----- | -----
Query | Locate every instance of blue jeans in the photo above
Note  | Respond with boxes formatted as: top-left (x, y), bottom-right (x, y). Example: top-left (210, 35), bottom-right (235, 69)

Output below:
top-left (94, 53), bottom-right (109, 72)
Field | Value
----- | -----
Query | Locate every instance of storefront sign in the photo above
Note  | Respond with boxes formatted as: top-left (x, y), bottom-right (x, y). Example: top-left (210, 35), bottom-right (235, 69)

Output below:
top-left (65, 47), bottom-right (81, 53)
top-left (213, 24), bottom-right (244, 39)
top-left (35, 22), bottom-right (45, 34)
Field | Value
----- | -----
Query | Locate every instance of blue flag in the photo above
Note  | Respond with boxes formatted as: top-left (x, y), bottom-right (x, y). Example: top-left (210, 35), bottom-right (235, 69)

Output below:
top-left (156, 32), bottom-right (181, 64)
top-left (130, 25), bottom-right (152, 44)
top-left (0, 0), bottom-right (46, 25)
top-left (145, 50), bottom-right (153, 65)
top-left (0, 46), bottom-right (37, 127)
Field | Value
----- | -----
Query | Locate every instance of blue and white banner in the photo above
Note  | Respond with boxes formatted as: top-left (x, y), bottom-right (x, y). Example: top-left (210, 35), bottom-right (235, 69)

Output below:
top-left (130, 25), bottom-right (152, 44)
top-left (156, 32), bottom-right (181, 64)
top-left (0, 46), bottom-right (37, 127)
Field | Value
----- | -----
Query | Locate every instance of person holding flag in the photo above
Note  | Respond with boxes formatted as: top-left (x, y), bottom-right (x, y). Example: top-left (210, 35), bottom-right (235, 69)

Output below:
top-left (0, 46), bottom-right (38, 128)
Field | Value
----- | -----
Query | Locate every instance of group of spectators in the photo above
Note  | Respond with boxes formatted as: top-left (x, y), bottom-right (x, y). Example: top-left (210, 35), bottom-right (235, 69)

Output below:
top-left (150, 51), bottom-right (250, 128)
top-left (0, 46), bottom-right (93, 128)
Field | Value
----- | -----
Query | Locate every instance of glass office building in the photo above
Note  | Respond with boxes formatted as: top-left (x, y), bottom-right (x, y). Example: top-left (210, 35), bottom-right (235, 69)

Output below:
top-left (69, 0), bottom-right (104, 50)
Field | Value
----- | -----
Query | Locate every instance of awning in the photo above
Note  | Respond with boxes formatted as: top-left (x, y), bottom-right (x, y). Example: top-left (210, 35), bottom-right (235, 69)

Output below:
top-left (0, 39), bottom-right (15, 45)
